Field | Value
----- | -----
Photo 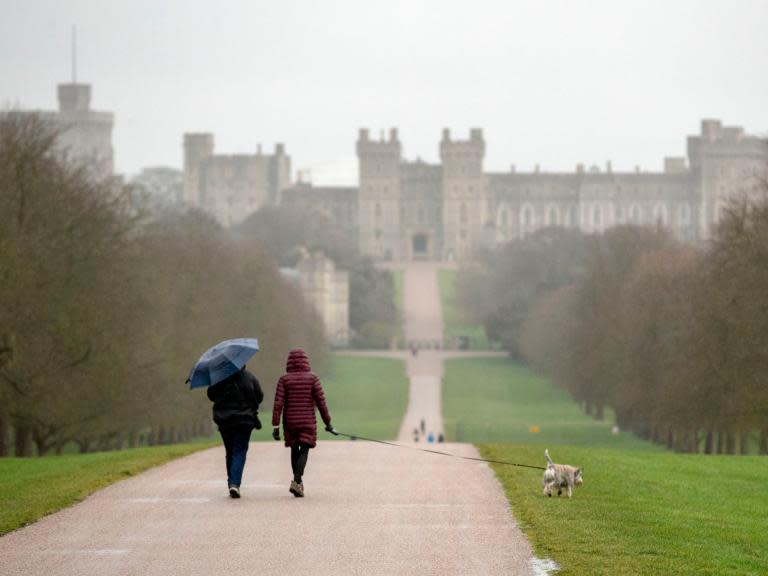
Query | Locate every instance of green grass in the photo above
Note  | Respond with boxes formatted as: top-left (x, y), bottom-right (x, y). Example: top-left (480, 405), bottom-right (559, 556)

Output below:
top-left (319, 354), bottom-right (408, 440)
top-left (481, 444), bottom-right (768, 575)
top-left (438, 268), bottom-right (490, 349)
top-left (443, 357), bottom-right (655, 449)
top-left (0, 442), bottom-right (216, 536)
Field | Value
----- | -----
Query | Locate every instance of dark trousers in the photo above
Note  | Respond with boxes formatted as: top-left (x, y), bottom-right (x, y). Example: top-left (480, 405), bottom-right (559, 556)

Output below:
top-left (219, 426), bottom-right (252, 487)
top-left (290, 443), bottom-right (311, 483)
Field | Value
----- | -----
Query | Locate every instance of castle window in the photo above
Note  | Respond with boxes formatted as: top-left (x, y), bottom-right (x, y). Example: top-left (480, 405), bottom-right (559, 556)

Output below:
top-left (593, 204), bottom-right (602, 230)
top-left (460, 203), bottom-right (468, 225)
top-left (375, 228), bottom-right (382, 239)
top-left (630, 204), bottom-right (642, 225)
top-left (500, 209), bottom-right (508, 227)
top-left (546, 206), bottom-right (558, 227)
top-left (460, 229), bottom-right (467, 240)
top-left (653, 203), bottom-right (668, 226)
top-left (417, 204), bottom-right (425, 224)
top-left (519, 205), bottom-right (535, 238)
top-left (678, 203), bottom-right (691, 226)
top-left (375, 203), bottom-right (382, 222)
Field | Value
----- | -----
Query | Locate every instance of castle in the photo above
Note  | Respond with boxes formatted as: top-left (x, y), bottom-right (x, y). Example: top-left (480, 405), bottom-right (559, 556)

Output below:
top-left (14, 81), bottom-right (115, 181)
top-left (187, 120), bottom-right (766, 261)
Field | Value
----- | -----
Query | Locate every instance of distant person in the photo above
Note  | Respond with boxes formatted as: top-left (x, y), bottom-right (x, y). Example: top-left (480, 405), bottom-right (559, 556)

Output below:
top-left (272, 348), bottom-right (337, 498)
top-left (438, 433), bottom-right (444, 443)
top-left (206, 365), bottom-right (263, 499)
top-left (420, 418), bottom-right (426, 434)
top-left (427, 432), bottom-right (435, 443)
top-left (413, 428), bottom-right (420, 443)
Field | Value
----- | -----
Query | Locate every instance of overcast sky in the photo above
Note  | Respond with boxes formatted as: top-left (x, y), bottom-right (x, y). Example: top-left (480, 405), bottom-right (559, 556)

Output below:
top-left (1, 0), bottom-right (767, 183)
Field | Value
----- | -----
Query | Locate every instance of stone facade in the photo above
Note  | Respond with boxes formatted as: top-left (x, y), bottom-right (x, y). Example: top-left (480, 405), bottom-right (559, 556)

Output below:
top-left (183, 134), bottom-right (290, 227)
top-left (14, 82), bottom-right (115, 180)
top-left (284, 120), bottom-right (765, 260)
top-left (281, 252), bottom-right (350, 347)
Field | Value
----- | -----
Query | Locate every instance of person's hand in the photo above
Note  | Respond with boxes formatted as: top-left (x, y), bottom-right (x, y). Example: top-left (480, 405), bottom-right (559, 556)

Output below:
top-left (325, 423), bottom-right (339, 436)
top-left (254, 415), bottom-right (262, 430)
top-left (272, 426), bottom-right (280, 441)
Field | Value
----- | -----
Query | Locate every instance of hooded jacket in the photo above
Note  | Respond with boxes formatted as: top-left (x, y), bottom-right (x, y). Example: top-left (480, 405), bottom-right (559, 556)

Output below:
top-left (271, 349), bottom-right (331, 448)
top-left (207, 367), bottom-right (263, 429)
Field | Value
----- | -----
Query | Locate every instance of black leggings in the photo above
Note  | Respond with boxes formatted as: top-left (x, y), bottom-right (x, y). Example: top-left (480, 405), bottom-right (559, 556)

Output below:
top-left (290, 443), bottom-right (311, 483)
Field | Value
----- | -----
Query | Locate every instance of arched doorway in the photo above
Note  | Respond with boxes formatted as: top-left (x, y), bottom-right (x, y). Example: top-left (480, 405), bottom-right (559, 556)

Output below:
top-left (412, 233), bottom-right (428, 259)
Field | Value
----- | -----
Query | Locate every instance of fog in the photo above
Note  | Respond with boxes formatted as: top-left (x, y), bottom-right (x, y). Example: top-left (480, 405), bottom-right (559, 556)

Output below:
top-left (1, 0), bottom-right (767, 181)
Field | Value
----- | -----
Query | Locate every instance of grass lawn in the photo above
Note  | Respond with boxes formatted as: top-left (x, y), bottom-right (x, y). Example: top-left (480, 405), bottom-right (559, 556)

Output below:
top-left (443, 357), bottom-right (654, 450)
top-left (438, 269), bottom-right (490, 349)
top-left (318, 354), bottom-right (408, 440)
top-left (481, 444), bottom-right (768, 575)
top-left (0, 442), bottom-right (215, 536)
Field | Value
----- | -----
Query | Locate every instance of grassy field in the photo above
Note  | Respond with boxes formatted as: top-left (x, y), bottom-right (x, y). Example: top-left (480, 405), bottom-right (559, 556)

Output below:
top-left (443, 357), bottom-right (654, 449)
top-left (438, 269), bottom-right (490, 349)
top-left (482, 444), bottom-right (768, 575)
top-left (319, 355), bottom-right (408, 440)
top-left (0, 443), bottom-right (215, 536)
top-left (443, 357), bottom-right (766, 574)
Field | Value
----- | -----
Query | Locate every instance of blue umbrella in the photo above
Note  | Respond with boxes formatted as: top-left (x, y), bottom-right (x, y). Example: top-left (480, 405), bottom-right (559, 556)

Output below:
top-left (186, 338), bottom-right (259, 389)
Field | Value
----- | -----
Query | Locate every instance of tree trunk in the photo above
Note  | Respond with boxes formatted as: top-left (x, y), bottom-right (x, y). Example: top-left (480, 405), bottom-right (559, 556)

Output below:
top-left (666, 428), bottom-right (674, 450)
top-left (128, 430), bottom-right (138, 449)
top-left (687, 430), bottom-right (699, 453)
top-left (739, 431), bottom-right (750, 455)
top-left (78, 439), bottom-right (91, 454)
top-left (725, 431), bottom-right (736, 455)
top-left (704, 430), bottom-right (714, 454)
top-left (594, 403), bottom-right (604, 421)
top-left (760, 428), bottom-right (768, 455)
top-left (717, 430), bottom-right (725, 454)
top-left (0, 412), bottom-right (9, 457)
top-left (14, 425), bottom-right (33, 457)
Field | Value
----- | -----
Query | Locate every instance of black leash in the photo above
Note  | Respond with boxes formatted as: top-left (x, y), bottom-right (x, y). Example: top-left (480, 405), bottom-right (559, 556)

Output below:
top-left (334, 431), bottom-right (546, 471)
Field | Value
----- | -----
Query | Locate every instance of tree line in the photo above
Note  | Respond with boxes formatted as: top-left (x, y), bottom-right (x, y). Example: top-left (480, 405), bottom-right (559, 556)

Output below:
top-left (460, 192), bottom-right (768, 454)
top-left (0, 113), bottom-right (326, 457)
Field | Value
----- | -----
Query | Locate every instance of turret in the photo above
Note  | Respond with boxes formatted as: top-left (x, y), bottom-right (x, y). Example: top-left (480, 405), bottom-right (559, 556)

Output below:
top-left (183, 133), bottom-right (214, 205)
top-left (356, 127), bottom-right (402, 261)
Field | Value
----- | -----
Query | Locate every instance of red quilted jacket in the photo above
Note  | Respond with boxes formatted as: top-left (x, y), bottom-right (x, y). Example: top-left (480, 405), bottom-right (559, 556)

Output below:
top-left (272, 349), bottom-right (332, 447)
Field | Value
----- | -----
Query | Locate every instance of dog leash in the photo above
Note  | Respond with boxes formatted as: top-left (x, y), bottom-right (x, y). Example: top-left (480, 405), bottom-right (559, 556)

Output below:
top-left (334, 431), bottom-right (547, 471)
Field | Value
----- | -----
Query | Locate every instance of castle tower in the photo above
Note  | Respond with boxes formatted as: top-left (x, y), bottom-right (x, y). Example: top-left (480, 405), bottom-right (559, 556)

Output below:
top-left (268, 143), bottom-right (291, 206)
top-left (356, 128), bottom-right (402, 260)
top-left (440, 128), bottom-right (486, 260)
top-left (183, 133), bottom-right (214, 206)
top-left (688, 119), bottom-right (767, 239)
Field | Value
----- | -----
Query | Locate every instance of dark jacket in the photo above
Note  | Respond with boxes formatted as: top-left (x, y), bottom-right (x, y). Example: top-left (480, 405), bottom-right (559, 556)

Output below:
top-left (207, 368), bottom-right (263, 429)
top-left (271, 349), bottom-right (331, 448)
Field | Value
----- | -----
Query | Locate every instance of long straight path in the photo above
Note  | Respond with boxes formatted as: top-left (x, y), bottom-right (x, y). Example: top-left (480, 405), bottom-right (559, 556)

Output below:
top-left (0, 261), bottom-right (534, 575)
top-left (398, 262), bottom-right (445, 442)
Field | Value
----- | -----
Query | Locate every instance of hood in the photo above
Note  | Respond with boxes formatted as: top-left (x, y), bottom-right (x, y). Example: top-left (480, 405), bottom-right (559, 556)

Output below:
top-left (286, 348), bottom-right (311, 373)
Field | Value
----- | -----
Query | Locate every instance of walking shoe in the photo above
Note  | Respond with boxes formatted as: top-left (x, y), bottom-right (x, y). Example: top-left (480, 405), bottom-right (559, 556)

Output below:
top-left (229, 485), bottom-right (241, 499)
top-left (289, 480), bottom-right (301, 497)
top-left (296, 482), bottom-right (305, 497)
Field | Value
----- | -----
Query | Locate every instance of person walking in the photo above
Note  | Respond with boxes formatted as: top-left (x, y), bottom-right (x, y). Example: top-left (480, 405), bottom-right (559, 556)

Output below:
top-left (272, 348), bottom-right (337, 497)
top-left (207, 365), bottom-right (263, 498)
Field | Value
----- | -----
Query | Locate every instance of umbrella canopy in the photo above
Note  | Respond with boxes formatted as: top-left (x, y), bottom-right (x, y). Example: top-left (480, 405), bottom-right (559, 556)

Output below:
top-left (186, 338), bottom-right (259, 389)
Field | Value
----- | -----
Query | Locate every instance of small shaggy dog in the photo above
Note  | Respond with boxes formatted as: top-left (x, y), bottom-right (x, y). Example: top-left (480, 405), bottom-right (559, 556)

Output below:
top-left (543, 449), bottom-right (583, 498)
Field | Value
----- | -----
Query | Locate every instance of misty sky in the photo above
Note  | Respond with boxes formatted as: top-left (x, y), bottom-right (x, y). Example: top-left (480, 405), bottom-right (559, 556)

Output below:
top-left (1, 0), bottom-right (767, 183)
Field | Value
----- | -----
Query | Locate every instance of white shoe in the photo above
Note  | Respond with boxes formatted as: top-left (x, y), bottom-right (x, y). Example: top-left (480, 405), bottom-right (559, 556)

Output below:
top-left (229, 485), bottom-right (241, 498)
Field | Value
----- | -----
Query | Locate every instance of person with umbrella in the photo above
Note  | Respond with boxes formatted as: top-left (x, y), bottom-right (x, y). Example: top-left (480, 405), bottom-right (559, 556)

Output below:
top-left (272, 348), bottom-right (337, 497)
top-left (187, 338), bottom-right (263, 499)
